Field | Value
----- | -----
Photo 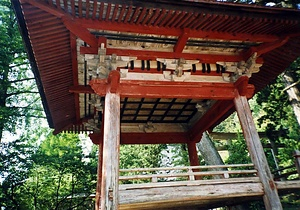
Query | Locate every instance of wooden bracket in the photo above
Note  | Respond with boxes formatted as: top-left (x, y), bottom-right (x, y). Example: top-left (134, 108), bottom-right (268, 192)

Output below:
top-left (89, 70), bottom-right (120, 95)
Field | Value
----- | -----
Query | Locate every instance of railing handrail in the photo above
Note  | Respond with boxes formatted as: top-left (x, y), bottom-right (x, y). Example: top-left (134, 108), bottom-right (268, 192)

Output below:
top-left (119, 169), bottom-right (257, 181)
top-left (119, 164), bottom-right (257, 183)
top-left (272, 165), bottom-right (295, 174)
top-left (119, 163), bottom-right (254, 173)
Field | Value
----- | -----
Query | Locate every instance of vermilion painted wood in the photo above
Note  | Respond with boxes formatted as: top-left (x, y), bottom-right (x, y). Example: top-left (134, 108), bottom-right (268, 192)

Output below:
top-left (188, 76), bottom-right (251, 141)
top-left (70, 33), bottom-right (81, 122)
top-left (173, 29), bottom-right (190, 53)
top-left (89, 72), bottom-right (255, 100)
top-left (187, 142), bottom-right (201, 180)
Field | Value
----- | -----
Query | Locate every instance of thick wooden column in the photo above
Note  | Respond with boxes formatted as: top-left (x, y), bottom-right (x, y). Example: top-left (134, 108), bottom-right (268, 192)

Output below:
top-left (100, 92), bottom-right (120, 210)
top-left (234, 91), bottom-right (282, 210)
top-left (90, 70), bottom-right (121, 210)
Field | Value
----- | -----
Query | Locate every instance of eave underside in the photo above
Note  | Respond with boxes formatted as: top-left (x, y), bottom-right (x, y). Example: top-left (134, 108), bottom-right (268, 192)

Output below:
top-left (13, 0), bottom-right (300, 135)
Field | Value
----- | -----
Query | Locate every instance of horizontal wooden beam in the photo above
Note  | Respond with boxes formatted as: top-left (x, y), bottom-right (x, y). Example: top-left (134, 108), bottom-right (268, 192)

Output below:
top-left (89, 77), bottom-right (255, 100)
top-left (89, 132), bottom-right (191, 145)
top-left (188, 76), bottom-right (253, 142)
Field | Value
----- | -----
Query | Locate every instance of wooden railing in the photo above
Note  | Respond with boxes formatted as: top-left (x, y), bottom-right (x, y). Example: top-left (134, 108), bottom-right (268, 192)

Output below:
top-left (119, 164), bottom-right (257, 184)
top-left (272, 150), bottom-right (300, 181)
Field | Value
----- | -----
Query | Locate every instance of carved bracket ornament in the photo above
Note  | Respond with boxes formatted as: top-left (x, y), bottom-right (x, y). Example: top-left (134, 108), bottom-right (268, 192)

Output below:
top-left (86, 43), bottom-right (137, 79)
top-left (218, 53), bottom-right (261, 82)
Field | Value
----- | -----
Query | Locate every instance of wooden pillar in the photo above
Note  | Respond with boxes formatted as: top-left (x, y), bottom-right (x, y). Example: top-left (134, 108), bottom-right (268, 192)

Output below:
top-left (95, 143), bottom-right (103, 210)
top-left (234, 91), bottom-right (282, 210)
top-left (100, 92), bottom-right (120, 210)
top-left (187, 142), bottom-right (200, 167)
top-left (187, 142), bottom-right (201, 180)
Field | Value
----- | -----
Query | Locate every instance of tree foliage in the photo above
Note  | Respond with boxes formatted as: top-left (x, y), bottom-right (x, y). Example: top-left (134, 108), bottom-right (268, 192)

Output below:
top-left (0, 131), bottom-right (98, 210)
top-left (256, 59), bottom-right (300, 167)
top-left (0, 0), bottom-right (44, 142)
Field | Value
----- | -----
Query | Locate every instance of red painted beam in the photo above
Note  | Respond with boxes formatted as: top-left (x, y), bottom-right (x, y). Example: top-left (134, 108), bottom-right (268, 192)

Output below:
top-left (89, 77), bottom-right (255, 100)
top-left (89, 132), bottom-right (190, 145)
top-left (188, 76), bottom-right (254, 142)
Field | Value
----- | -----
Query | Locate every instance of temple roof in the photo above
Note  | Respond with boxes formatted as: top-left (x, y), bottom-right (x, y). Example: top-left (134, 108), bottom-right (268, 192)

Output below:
top-left (13, 0), bottom-right (300, 138)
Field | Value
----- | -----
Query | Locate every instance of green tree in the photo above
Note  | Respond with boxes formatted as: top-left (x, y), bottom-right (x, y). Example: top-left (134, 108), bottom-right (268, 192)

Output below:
top-left (0, 130), bottom-right (41, 210)
top-left (120, 144), bottom-right (166, 169)
top-left (256, 72), bottom-right (300, 168)
top-left (0, 0), bottom-right (44, 142)
top-left (22, 132), bottom-right (97, 210)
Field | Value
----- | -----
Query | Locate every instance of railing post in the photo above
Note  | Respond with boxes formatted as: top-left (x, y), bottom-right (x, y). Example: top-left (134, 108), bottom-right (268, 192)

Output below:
top-left (152, 176), bottom-right (158, 183)
top-left (188, 168), bottom-right (195, 181)
top-left (294, 150), bottom-right (300, 178)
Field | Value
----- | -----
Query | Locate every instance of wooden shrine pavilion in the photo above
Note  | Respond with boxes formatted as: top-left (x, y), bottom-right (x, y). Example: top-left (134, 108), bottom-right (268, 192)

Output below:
top-left (13, 0), bottom-right (300, 209)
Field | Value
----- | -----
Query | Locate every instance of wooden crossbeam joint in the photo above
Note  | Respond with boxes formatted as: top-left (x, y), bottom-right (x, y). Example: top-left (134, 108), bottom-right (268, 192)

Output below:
top-left (234, 76), bottom-right (250, 96)
top-left (108, 70), bottom-right (120, 93)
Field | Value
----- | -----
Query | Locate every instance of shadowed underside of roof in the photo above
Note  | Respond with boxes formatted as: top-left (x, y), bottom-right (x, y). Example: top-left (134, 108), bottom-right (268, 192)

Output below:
top-left (12, 0), bottom-right (300, 134)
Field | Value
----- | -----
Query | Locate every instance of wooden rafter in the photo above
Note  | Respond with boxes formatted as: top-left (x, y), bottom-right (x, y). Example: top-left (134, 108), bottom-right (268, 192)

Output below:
top-left (23, 0), bottom-right (98, 47)
top-left (174, 29), bottom-right (190, 53)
